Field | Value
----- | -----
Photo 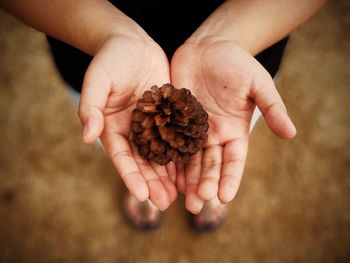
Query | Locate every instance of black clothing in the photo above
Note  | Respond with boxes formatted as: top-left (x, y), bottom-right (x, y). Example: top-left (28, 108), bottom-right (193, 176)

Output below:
top-left (47, 0), bottom-right (288, 92)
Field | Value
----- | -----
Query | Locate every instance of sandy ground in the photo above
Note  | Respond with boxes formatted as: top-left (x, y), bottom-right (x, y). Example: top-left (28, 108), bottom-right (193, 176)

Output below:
top-left (0, 1), bottom-right (349, 262)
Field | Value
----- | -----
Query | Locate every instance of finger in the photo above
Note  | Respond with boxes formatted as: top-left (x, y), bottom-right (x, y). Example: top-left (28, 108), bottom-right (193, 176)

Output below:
top-left (185, 151), bottom-right (204, 214)
top-left (79, 63), bottom-right (110, 144)
top-left (131, 143), bottom-right (170, 211)
top-left (101, 132), bottom-right (149, 202)
top-left (150, 162), bottom-right (178, 203)
top-left (176, 164), bottom-right (186, 194)
top-left (251, 71), bottom-right (296, 139)
top-left (218, 138), bottom-right (248, 204)
top-left (197, 144), bottom-right (223, 201)
top-left (166, 162), bottom-right (177, 185)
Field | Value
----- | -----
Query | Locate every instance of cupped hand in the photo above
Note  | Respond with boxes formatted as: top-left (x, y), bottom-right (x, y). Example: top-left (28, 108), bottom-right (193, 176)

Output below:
top-left (171, 39), bottom-right (296, 213)
top-left (78, 35), bottom-right (177, 210)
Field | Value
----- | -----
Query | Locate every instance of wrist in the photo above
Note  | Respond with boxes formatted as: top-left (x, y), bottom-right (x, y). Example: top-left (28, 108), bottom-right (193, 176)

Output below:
top-left (183, 35), bottom-right (243, 55)
top-left (182, 0), bottom-right (275, 56)
top-left (88, 16), bottom-right (152, 55)
top-left (185, 21), bottom-right (256, 55)
top-left (92, 30), bottom-right (151, 56)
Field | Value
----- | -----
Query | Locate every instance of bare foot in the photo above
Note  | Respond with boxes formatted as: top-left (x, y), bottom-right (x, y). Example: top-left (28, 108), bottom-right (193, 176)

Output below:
top-left (191, 197), bottom-right (227, 233)
top-left (123, 192), bottom-right (163, 231)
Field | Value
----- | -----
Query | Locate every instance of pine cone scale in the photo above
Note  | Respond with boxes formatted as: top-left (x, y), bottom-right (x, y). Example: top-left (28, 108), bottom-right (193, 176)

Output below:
top-left (131, 84), bottom-right (209, 165)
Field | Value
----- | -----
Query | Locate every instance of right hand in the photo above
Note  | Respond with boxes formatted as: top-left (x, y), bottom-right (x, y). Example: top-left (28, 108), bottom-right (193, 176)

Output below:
top-left (78, 34), bottom-right (177, 210)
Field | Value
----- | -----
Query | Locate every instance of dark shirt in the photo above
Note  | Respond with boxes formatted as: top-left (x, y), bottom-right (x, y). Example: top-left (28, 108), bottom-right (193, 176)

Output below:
top-left (47, 0), bottom-right (288, 92)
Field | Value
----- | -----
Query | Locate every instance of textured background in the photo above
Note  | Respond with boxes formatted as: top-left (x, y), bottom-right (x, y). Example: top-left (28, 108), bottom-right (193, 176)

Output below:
top-left (0, 1), bottom-right (349, 262)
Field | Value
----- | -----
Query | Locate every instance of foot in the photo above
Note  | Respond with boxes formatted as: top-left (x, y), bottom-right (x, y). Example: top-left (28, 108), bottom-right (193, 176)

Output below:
top-left (123, 192), bottom-right (163, 231)
top-left (190, 197), bottom-right (227, 233)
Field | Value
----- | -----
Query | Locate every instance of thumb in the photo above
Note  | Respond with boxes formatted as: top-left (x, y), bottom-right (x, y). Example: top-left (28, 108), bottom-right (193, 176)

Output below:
top-left (78, 63), bottom-right (110, 144)
top-left (251, 70), bottom-right (297, 139)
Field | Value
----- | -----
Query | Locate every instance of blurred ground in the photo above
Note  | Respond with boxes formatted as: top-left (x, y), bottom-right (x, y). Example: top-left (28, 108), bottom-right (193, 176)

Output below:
top-left (0, 1), bottom-right (349, 262)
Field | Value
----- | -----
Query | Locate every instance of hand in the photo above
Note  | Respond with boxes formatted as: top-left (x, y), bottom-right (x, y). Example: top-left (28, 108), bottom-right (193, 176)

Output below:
top-left (171, 39), bottom-right (296, 213)
top-left (78, 35), bottom-right (177, 210)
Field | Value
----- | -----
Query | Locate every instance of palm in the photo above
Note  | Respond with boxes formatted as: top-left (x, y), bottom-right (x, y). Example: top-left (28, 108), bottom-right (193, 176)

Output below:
top-left (192, 48), bottom-right (256, 146)
top-left (171, 40), bottom-right (296, 213)
top-left (79, 36), bottom-right (177, 210)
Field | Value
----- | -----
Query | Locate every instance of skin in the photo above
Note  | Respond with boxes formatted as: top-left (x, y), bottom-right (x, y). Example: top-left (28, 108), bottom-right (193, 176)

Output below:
top-left (81, 36), bottom-right (178, 210)
top-left (172, 39), bottom-right (296, 213)
top-left (171, 0), bottom-right (325, 214)
top-left (0, 0), bottom-right (326, 214)
top-left (0, 0), bottom-right (177, 210)
top-left (171, 0), bottom-right (326, 213)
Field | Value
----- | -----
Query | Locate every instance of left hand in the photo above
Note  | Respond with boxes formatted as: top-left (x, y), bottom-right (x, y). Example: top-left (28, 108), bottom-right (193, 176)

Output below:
top-left (171, 39), bottom-right (296, 213)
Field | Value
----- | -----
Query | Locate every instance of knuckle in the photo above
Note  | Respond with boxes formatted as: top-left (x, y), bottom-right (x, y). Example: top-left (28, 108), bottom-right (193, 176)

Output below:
top-left (77, 107), bottom-right (86, 123)
top-left (135, 157), bottom-right (149, 167)
top-left (111, 150), bottom-right (133, 161)
top-left (203, 156), bottom-right (221, 169)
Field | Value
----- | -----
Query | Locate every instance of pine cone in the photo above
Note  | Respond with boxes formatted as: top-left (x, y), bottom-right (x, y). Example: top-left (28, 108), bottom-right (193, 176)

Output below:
top-left (131, 84), bottom-right (209, 165)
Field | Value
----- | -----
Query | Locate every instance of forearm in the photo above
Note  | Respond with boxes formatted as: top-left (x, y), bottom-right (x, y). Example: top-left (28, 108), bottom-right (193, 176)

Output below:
top-left (0, 0), bottom-right (149, 55)
top-left (188, 0), bottom-right (326, 55)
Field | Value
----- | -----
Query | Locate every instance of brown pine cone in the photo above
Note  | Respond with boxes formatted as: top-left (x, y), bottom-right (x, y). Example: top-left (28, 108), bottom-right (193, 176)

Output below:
top-left (131, 84), bottom-right (209, 165)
